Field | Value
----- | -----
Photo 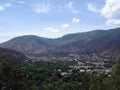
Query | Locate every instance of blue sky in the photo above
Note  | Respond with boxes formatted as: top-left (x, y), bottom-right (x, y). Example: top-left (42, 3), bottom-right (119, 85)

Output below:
top-left (0, 0), bottom-right (120, 42)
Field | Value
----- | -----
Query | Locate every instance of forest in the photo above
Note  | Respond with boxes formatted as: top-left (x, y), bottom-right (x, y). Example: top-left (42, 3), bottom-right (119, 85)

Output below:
top-left (0, 57), bottom-right (120, 90)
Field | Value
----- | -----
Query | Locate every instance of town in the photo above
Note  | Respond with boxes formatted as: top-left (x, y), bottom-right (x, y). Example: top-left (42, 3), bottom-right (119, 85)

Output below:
top-left (30, 53), bottom-right (114, 76)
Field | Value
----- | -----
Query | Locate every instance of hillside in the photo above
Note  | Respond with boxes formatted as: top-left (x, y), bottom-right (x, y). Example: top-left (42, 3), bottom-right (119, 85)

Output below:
top-left (0, 48), bottom-right (29, 64)
top-left (0, 28), bottom-right (120, 57)
top-left (0, 35), bottom-right (53, 54)
top-left (52, 28), bottom-right (120, 53)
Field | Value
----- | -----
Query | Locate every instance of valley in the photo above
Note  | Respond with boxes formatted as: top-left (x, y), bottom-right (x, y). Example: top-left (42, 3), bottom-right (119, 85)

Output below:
top-left (0, 28), bottom-right (120, 71)
top-left (0, 27), bottom-right (120, 90)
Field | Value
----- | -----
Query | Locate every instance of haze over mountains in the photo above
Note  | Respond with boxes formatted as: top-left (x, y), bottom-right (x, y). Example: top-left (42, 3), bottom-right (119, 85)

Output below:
top-left (0, 27), bottom-right (120, 58)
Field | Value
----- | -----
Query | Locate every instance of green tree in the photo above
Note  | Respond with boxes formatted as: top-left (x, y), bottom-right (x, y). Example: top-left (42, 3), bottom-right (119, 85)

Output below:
top-left (110, 57), bottom-right (120, 90)
top-left (0, 62), bottom-right (36, 90)
top-left (89, 73), bottom-right (106, 90)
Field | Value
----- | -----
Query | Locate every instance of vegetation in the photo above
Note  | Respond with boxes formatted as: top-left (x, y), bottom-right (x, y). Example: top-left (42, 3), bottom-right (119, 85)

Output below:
top-left (0, 57), bottom-right (120, 90)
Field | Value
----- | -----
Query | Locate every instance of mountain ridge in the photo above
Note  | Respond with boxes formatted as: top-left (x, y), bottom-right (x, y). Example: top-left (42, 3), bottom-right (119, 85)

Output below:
top-left (0, 27), bottom-right (120, 57)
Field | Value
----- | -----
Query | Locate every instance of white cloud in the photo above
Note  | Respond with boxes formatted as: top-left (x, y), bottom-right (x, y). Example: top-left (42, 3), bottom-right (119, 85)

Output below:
top-left (0, 5), bottom-right (5, 11)
top-left (33, 2), bottom-right (50, 13)
top-left (4, 3), bottom-right (12, 7)
top-left (0, 3), bottom-right (12, 12)
top-left (87, 3), bottom-right (99, 13)
top-left (72, 17), bottom-right (80, 23)
top-left (18, 1), bottom-right (25, 4)
top-left (101, 0), bottom-right (120, 19)
top-left (100, 0), bottom-right (120, 26)
top-left (62, 24), bottom-right (70, 28)
top-left (67, 1), bottom-right (79, 13)
top-left (44, 27), bottom-right (59, 32)
top-left (106, 19), bottom-right (120, 26)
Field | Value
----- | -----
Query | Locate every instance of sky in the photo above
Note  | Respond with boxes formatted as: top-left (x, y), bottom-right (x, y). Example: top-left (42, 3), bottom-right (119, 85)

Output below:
top-left (0, 0), bottom-right (120, 42)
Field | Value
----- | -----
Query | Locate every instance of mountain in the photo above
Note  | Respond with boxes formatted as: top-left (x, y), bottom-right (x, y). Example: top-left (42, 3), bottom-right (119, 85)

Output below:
top-left (0, 47), bottom-right (29, 64)
top-left (0, 35), bottom-right (53, 54)
top-left (53, 28), bottom-right (120, 53)
top-left (0, 28), bottom-right (120, 57)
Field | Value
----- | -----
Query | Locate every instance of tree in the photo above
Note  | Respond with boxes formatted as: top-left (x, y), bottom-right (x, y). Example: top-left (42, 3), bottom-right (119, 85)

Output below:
top-left (110, 57), bottom-right (120, 90)
top-left (89, 73), bottom-right (107, 90)
top-left (0, 62), bottom-right (36, 90)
